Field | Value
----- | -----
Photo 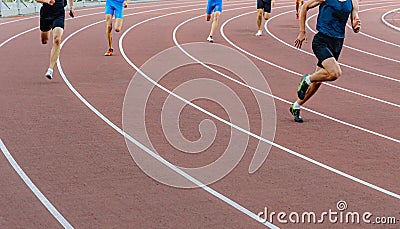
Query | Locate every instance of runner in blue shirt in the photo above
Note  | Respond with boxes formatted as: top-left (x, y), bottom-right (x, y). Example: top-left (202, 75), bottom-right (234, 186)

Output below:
top-left (205, 0), bottom-right (222, 43)
top-left (104, 0), bottom-right (129, 56)
top-left (290, 0), bottom-right (361, 122)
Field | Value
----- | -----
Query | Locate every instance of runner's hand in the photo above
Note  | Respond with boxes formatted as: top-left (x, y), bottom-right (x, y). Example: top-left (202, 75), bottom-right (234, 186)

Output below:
top-left (69, 8), bottom-right (75, 18)
top-left (294, 31), bottom-right (306, 49)
top-left (47, 0), bottom-right (55, 5)
top-left (124, 1), bottom-right (128, 8)
top-left (272, 0), bottom-right (275, 7)
top-left (352, 16), bottom-right (361, 33)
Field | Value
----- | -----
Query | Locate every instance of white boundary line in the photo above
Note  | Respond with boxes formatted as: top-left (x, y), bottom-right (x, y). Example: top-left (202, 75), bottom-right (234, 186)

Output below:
top-left (0, 139), bottom-right (73, 228)
top-left (116, 5), bottom-right (400, 200)
top-left (382, 8), bottom-right (400, 31)
top-left (57, 3), bottom-right (279, 229)
top-left (172, 7), bottom-right (400, 143)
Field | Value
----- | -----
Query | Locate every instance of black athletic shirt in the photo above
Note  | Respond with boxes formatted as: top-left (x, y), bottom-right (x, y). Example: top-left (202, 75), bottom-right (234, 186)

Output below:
top-left (41, 0), bottom-right (67, 13)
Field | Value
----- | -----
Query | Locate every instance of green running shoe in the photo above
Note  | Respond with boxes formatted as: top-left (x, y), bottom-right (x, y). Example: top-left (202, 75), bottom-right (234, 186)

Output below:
top-left (297, 74), bottom-right (310, 100)
top-left (290, 103), bottom-right (303, 123)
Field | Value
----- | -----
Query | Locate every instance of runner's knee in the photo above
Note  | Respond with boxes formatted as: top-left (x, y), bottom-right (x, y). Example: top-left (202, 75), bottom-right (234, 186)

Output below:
top-left (53, 36), bottom-right (62, 46)
top-left (327, 69), bottom-right (342, 81)
top-left (312, 82), bottom-right (323, 88)
top-left (106, 24), bottom-right (112, 32)
top-left (214, 12), bottom-right (220, 20)
top-left (41, 33), bottom-right (49, 44)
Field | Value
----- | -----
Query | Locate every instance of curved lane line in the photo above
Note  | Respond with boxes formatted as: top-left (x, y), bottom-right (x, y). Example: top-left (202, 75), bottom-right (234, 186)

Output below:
top-left (382, 8), bottom-right (400, 31)
top-left (0, 139), bottom-right (73, 228)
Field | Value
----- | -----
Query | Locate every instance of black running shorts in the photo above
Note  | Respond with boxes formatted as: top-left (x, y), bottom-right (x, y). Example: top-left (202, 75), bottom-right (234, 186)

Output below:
top-left (40, 7), bottom-right (65, 31)
top-left (257, 0), bottom-right (272, 13)
top-left (312, 32), bottom-right (344, 68)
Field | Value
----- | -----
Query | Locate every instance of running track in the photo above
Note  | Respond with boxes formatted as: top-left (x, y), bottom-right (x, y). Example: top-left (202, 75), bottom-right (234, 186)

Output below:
top-left (0, 0), bottom-right (399, 228)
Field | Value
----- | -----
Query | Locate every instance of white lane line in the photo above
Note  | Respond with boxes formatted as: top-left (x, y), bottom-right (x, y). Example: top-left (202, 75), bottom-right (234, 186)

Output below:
top-left (267, 4), bottom-right (400, 84)
top-left (0, 139), bottom-right (73, 228)
top-left (0, 16), bottom-right (42, 26)
top-left (117, 5), bottom-right (400, 200)
top-left (306, 3), bottom-right (400, 63)
top-left (0, 4), bottom-right (110, 26)
top-left (57, 3), bottom-right (279, 229)
top-left (382, 8), bottom-right (400, 31)
top-left (172, 8), bottom-right (400, 143)
top-left (1, 10), bottom-right (108, 48)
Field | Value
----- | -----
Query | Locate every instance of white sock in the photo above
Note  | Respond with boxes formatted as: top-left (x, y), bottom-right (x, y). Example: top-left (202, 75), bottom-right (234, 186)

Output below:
top-left (305, 75), bottom-right (311, 85)
top-left (46, 68), bottom-right (53, 76)
top-left (293, 101), bottom-right (301, 109)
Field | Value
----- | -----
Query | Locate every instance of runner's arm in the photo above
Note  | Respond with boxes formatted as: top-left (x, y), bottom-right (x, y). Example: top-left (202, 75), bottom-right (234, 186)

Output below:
top-left (351, 0), bottom-right (361, 33)
top-left (124, 0), bottom-right (129, 8)
top-left (299, 0), bottom-right (323, 34)
top-left (68, 0), bottom-right (75, 17)
top-left (294, 0), bottom-right (324, 48)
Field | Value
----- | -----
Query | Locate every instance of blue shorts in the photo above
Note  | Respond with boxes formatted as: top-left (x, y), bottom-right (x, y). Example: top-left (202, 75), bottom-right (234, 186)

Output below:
top-left (206, 0), bottom-right (222, 15)
top-left (105, 0), bottom-right (124, 19)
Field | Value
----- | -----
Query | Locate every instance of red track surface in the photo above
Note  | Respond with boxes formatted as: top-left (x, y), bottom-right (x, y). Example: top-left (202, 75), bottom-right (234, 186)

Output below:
top-left (0, 0), bottom-right (399, 228)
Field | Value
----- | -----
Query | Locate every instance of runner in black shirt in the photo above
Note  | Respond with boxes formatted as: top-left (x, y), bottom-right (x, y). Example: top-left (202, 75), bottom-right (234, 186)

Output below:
top-left (36, 0), bottom-right (75, 79)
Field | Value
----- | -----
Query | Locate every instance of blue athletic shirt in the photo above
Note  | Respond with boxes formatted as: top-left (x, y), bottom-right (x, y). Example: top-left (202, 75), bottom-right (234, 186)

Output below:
top-left (316, 0), bottom-right (353, 38)
top-left (108, 0), bottom-right (125, 3)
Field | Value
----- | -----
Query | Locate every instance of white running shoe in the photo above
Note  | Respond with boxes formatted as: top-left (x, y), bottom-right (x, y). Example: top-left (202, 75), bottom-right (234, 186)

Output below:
top-left (207, 36), bottom-right (214, 43)
top-left (45, 68), bottom-right (53, 80)
top-left (255, 30), bottom-right (262, 36)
